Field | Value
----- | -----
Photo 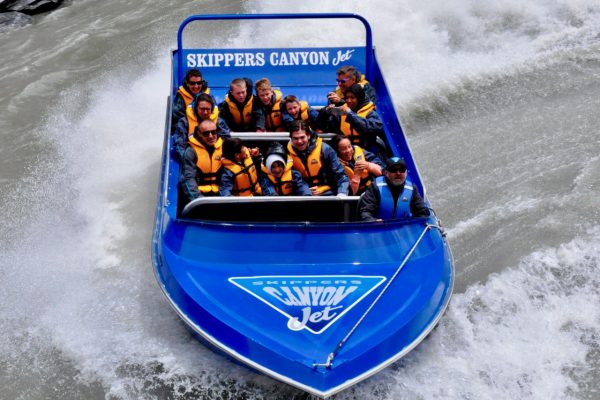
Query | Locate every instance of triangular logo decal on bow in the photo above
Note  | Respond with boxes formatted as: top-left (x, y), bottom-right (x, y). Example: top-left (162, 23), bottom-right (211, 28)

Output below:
top-left (229, 275), bottom-right (386, 334)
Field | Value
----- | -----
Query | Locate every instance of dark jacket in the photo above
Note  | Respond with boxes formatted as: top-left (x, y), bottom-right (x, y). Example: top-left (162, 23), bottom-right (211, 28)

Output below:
top-left (358, 177), bottom-right (429, 221)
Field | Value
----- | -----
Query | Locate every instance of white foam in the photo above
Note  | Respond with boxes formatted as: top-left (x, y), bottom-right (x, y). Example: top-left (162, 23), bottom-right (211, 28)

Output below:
top-left (249, 0), bottom-right (600, 104)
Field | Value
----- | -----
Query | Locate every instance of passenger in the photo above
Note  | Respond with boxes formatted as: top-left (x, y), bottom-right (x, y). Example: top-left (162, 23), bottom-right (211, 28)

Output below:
top-left (218, 78), bottom-right (264, 132)
top-left (254, 78), bottom-right (285, 132)
top-left (260, 142), bottom-right (312, 196)
top-left (330, 135), bottom-right (383, 196)
top-left (179, 120), bottom-right (224, 203)
top-left (281, 95), bottom-right (320, 132)
top-left (319, 84), bottom-right (384, 154)
top-left (358, 157), bottom-right (430, 221)
top-left (326, 65), bottom-right (376, 106)
top-left (220, 137), bottom-right (262, 197)
top-left (172, 69), bottom-right (209, 130)
top-left (286, 120), bottom-right (349, 196)
top-left (173, 93), bottom-right (230, 162)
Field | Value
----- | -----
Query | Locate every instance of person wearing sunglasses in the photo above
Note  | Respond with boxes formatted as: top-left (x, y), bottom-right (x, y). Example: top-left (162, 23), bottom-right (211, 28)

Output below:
top-left (179, 120), bottom-right (224, 203)
top-left (173, 93), bottom-right (230, 162)
top-left (171, 68), bottom-right (210, 130)
top-left (358, 157), bottom-right (429, 221)
top-left (326, 65), bottom-right (377, 107)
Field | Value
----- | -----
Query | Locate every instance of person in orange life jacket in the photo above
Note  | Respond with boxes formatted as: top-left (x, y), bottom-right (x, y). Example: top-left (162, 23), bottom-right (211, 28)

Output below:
top-left (254, 78), bottom-right (286, 132)
top-left (319, 84), bottom-right (384, 155)
top-left (358, 157), bottom-right (429, 221)
top-left (173, 93), bottom-right (231, 162)
top-left (286, 120), bottom-right (349, 197)
top-left (179, 120), bottom-right (224, 204)
top-left (281, 95), bottom-right (321, 132)
top-left (219, 137), bottom-right (262, 197)
top-left (326, 65), bottom-right (376, 107)
top-left (218, 77), bottom-right (264, 132)
top-left (330, 135), bottom-right (383, 196)
top-left (259, 142), bottom-right (312, 196)
top-left (172, 69), bottom-right (209, 131)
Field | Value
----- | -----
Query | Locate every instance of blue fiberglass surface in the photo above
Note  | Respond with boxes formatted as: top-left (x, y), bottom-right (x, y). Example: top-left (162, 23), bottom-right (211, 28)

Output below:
top-left (151, 13), bottom-right (454, 398)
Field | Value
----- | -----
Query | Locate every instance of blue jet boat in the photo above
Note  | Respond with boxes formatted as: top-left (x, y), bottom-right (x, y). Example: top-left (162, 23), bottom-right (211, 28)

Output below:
top-left (152, 13), bottom-right (454, 398)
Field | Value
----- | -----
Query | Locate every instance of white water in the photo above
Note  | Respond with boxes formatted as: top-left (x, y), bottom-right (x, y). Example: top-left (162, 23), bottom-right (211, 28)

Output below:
top-left (1, 0), bottom-right (599, 398)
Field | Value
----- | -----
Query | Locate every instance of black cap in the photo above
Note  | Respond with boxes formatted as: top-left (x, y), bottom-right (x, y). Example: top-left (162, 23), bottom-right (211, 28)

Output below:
top-left (385, 157), bottom-right (406, 171)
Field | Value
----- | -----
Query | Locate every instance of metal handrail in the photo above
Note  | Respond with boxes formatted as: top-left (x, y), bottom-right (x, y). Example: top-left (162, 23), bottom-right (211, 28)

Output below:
top-left (176, 13), bottom-right (373, 87)
top-left (314, 224), bottom-right (444, 369)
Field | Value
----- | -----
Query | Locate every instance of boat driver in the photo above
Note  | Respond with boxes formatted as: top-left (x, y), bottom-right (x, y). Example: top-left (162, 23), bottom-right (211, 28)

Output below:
top-left (357, 157), bottom-right (430, 221)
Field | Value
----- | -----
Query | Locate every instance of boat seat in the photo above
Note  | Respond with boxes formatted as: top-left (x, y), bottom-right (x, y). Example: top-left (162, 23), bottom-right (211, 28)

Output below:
top-left (181, 196), bottom-right (361, 223)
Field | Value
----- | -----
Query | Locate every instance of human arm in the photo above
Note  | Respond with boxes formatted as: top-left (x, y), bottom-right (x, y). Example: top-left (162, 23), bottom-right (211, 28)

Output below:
top-left (218, 168), bottom-right (234, 196)
top-left (357, 182), bottom-right (381, 221)
top-left (171, 93), bottom-right (186, 132)
top-left (179, 147), bottom-right (202, 202)
top-left (322, 143), bottom-right (349, 195)
top-left (410, 185), bottom-right (430, 217)
top-left (172, 117), bottom-right (190, 162)
top-left (292, 169), bottom-right (312, 196)
top-left (216, 117), bottom-right (231, 138)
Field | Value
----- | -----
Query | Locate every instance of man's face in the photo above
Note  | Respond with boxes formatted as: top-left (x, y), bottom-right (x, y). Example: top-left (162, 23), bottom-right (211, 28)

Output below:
top-left (257, 88), bottom-right (273, 105)
top-left (290, 130), bottom-right (309, 151)
top-left (337, 138), bottom-right (354, 162)
top-left (384, 167), bottom-right (407, 186)
top-left (198, 122), bottom-right (218, 146)
top-left (285, 101), bottom-right (300, 118)
top-left (196, 101), bottom-right (213, 120)
top-left (337, 73), bottom-right (356, 91)
top-left (231, 84), bottom-right (247, 103)
top-left (186, 77), bottom-right (204, 95)
top-left (271, 161), bottom-right (284, 178)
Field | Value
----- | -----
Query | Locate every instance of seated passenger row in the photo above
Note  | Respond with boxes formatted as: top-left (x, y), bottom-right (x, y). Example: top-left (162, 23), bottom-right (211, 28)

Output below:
top-left (179, 119), bottom-right (430, 220)
top-left (171, 66), bottom-right (385, 163)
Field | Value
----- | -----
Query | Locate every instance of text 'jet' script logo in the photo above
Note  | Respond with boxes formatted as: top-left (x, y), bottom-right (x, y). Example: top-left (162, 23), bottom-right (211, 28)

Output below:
top-left (229, 275), bottom-right (386, 334)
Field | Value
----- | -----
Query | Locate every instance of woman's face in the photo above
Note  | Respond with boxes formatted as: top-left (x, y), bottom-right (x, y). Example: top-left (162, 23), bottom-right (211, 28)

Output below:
top-left (344, 92), bottom-right (358, 111)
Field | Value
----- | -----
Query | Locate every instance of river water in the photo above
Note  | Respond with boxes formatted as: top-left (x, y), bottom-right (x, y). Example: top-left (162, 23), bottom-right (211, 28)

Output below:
top-left (1, 0), bottom-right (599, 399)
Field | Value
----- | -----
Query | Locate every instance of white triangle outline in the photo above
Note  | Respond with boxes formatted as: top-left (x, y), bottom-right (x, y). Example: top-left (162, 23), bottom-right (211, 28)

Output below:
top-left (228, 275), bottom-right (387, 335)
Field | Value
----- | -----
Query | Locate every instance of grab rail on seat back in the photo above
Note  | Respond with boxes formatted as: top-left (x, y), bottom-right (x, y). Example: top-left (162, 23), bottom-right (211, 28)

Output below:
top-left (181, 196), bottom-right (361, 223)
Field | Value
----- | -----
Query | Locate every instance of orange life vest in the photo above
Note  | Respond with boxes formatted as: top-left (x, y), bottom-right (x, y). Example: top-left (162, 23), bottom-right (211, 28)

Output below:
top-left (339, 101), bottom-right (376, 145)
top-left (340, 145), bottom-right (373, 194)
top-left (261, 157), bottom-right (294, 195)
top-left (221, 150), bottom-right (262, 196)
top-left (188, 136), bottom-right (223, 195)
top-left (287, 137), bottom-right (331, 195)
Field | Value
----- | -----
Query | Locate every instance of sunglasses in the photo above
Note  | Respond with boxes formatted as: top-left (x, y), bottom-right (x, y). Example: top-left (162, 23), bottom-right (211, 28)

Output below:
top-left (197, 107), bottom-right (213, 113)
top-left (387, 167), bottom-right (406, 173)
top-left (200, 130), bottom-right (217, 137)
top-left (188, 80), bottom-right (205, 86)
top-left (336, 78), bottom-right (349, 84)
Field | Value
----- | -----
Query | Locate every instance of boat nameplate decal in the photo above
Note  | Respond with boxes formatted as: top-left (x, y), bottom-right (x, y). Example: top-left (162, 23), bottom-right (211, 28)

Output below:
top-left (228, 275), bottom-right (386, 334)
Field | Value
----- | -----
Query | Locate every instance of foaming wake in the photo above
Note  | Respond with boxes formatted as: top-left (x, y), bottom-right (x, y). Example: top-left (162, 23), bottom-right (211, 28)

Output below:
top-left (341, 227), bottom-right (600, 400)
top-left (248, 0), bottom-right (600, 106)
